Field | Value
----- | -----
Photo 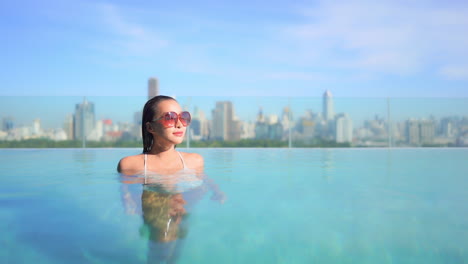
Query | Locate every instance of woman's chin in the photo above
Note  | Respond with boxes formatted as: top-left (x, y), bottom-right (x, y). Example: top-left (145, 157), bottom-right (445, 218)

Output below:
top-left (172, 138), bottom-right (184, 145)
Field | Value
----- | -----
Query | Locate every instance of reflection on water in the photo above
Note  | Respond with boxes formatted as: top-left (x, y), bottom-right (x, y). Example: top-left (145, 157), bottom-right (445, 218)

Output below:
top-left (72, 149), bottom-right (96, 177)
top-left (207, 149), bottom-right (234, 182)
top-left (120, 170), bottom-right (225, 263)
top-left (72, 149), bottom-right (96, 164)
top-left (385, 149), bottom-right (392, 185)
top-left (321, 148), bottom-right (334, 182)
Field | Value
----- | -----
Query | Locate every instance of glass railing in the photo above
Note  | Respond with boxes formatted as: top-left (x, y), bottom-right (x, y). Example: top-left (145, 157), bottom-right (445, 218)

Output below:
top-left (0, 96), bottom-right (467, 148)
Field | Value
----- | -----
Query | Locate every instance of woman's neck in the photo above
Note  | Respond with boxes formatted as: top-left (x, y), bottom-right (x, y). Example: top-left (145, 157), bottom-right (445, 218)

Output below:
top-left (148, 144), bottom-right (176, 156)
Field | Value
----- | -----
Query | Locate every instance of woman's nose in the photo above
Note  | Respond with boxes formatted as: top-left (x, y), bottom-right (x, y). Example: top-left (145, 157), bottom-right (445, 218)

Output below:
top-left (175, 117), bottom-right (182, 128)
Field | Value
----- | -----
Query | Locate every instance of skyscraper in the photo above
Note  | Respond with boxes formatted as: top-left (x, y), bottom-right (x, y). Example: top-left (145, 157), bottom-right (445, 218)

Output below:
top-left (406, 119), bottom-right (420, 145)
top-left (212, 101), bottom-right (241, 141)
top-left (148, 77), bottom-right (159, 100)
top-left (405, 119), bottom-right (435, 146)
top-left (32, 119), bottom-right (41, 135)
top-left (63, 114), bottom-right (74, 140)
top-left (134, 111), bottom-right (142, 126)
top-left (254, 107), bottom-right (268, 139)
top-left (335, 113), bottom-right (353, 143)
top-left (323, 90), bottom-right (334, 121)
top-left (2, 117), bottom-right (14, 131)
top-left (190, 106), bottom-right (209, 140)
top-left (440, 118), bottom-right (454, 138)
top-left (419, 120), bottom-right (435, 144)
top-left (281, 106), bottom-right (293, 132)
top-left (74, 98), bottom-right (95, 140)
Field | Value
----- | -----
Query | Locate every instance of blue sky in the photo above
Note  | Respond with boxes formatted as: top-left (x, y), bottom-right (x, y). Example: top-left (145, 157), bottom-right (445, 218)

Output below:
top-left (1, 0), bottom-right (468, 98)
top-left (1, 0), bottom-right (468, 128)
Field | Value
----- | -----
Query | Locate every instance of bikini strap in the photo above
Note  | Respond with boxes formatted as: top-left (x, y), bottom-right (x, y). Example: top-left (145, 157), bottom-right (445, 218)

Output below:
top-left (144, 154), bottom-right (147, 184)
top-left (177, 151), bottom-right (187, 170)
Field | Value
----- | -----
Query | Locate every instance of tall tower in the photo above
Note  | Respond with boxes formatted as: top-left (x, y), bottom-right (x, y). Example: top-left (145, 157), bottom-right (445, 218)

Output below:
top-left (2, 117), bottom-right (14, 131)
top-left (74, 98), bottom-right (95, 140)
top-left (212, 101), bottom-right (240, 141)
top-left (335, 113), bottom-right (353, 143)
top-left (323, 90), bottom-right (335, 121)
top-left (63, 114), bottom-right (74, 140)
top-left (255, 107), bottom-right (268, 139)
top-left (32, 119), bottom-right (41, 135)
top-left (419, 120), bottom-right (435, 145)
top-left (148, 77), bottom-right (159, 100)
top-left (406, 119), bottom-right (420, 145)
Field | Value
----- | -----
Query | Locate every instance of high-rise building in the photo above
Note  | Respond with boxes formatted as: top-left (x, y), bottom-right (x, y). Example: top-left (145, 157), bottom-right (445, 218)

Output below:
top-left (190, 106), bottom-right (209, 140)
top-left (420, 120), bottom-right (435, 144)
top-left (148, 77), bottom-right (159, 100)
top-left (240, 122), bottom-right (255, 139)
top-left (267, 115), bottom-right (283, 140)
top-left (32, 119), bottom-right (41, 135)
top-left (134, 111), bottom-right (142, 126)
top-left (281, 106), bottom-right (293, 133)
top-left (190, 107), bottom-right (202, 140)
top-left (132, 111), bottom-right (143, 139)
top-left (199, 110), bottom-right (210, 139)
top-left (212, 101), bottom-right (241, 141)
top-left (440, 118), bottom-right (454, 138)
top-left (88, 119), bottom-right (103, 141)
top-left (335, 113), bottom-right (353, 143)
top-left (74, 98), bottom-right (95, 140)
top-left (405, 119), bottom-right (435, 145)
top-left (406, 119), bottom-right (420, 145)
top-left (299, 110), bottom-right (316, 139)
top-left (254, 109), bottom-right (285, 140)
top-left (255, 107), bottom-right (268, 139)
top-left (63, 114), bottom-right (74, 140)
top-left (2, 117), bottom-right (14, 131)
top-left (323, 90), bottom-right (335, 121)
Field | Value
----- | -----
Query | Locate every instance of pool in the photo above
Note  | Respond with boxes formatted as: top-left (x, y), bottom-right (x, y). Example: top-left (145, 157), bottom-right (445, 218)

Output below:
top-left (1, 148), bottom-right (467, 263)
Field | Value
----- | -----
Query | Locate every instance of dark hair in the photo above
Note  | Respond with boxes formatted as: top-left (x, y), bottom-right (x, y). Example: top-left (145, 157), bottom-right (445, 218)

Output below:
top-left (142, 95), bottom-right (176, 153)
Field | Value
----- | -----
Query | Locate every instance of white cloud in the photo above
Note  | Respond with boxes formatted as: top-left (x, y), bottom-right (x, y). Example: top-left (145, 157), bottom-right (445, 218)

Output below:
top-left (262, 71), bottom-right (326, 81)
top-left (87, 1), bottom-right (468, 85)
top-left (280, 1), bottom-right (468, 76)
top-left (95, 3), bottom-right (169, 56)
top-left (439, 65), bottom-right (468, 80)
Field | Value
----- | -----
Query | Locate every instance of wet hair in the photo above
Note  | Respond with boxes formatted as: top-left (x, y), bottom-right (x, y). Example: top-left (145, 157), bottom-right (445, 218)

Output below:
top-left (142, 95), bottom-right (176, 153)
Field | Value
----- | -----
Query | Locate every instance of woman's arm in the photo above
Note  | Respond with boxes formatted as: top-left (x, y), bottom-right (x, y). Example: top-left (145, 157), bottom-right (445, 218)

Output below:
top-left (186, 152), bottom-right (226, 203)
top-left (117, 155), bottom-right (143, 178)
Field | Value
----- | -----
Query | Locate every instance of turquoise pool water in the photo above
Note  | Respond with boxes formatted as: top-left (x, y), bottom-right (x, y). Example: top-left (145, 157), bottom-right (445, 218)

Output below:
top-left (1, 148), bottom-right (467, 263)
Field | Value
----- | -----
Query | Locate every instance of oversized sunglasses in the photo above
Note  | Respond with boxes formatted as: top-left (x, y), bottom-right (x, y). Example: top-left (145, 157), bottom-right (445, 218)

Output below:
top-left (152, 111), bottom-right (191, 127)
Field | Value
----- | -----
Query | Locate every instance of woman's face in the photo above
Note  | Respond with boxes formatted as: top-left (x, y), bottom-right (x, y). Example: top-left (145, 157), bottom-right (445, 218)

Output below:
top-left (149, 99), bottom-right (187, 146)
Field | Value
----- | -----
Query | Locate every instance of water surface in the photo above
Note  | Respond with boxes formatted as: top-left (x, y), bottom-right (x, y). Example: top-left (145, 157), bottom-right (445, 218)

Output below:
top-left (1, 148), bottom-right (467, 263)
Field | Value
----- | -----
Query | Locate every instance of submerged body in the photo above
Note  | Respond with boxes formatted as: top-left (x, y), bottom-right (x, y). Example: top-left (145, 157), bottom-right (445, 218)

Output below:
top-left (117, 96), bottom-right (224, 263)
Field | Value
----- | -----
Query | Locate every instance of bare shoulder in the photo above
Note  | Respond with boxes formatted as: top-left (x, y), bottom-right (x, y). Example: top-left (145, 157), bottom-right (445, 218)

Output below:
top-left (117, 154), bottom-right (144, 175)
top-left (180, 152), bottom-right (204, 170)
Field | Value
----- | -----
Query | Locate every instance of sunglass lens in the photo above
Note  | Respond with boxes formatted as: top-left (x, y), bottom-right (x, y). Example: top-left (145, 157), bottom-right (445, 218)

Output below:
top-left (161, 112), bottom-right (177, 127)
top-left (180, 112), bottom-right (191, 126)
top-left (171, 112), bottom-right (180, 126)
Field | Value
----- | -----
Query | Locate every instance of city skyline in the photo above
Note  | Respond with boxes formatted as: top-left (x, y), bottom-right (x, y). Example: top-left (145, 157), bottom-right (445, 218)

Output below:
top-left (0, 94), bottom-right (467, 130)
top-left (1, 1), bottom-right (468, 98)
top-left (1, 89), bottom-right (467, 147)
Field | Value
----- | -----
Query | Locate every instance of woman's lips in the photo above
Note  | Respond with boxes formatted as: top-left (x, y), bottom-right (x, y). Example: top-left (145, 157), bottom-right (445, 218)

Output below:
top-left (173, 132), bottom-right (184, 137)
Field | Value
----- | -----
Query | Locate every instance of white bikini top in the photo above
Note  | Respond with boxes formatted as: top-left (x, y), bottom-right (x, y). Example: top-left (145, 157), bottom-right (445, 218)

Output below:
top-left (143, 152), bottom-right (187, 184)
top-left (143, 152), bottom-right (204, 192)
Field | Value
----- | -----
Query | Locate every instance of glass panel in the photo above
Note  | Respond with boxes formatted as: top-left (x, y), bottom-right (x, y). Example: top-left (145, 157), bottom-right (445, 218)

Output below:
top-left (389, 98), bottom-right (468, 147)
top-left (1, 96), bottom-right (467, 148)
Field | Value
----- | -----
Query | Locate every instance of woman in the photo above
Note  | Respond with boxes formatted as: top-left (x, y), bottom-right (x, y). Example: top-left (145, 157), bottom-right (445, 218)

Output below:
top-left (118, 95), bottom-right (222, 263)
top-left (118, 95), bottom-right (203, 176)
